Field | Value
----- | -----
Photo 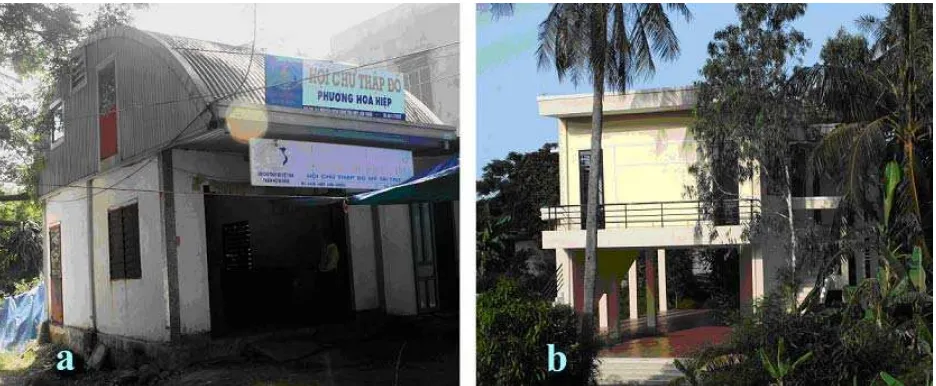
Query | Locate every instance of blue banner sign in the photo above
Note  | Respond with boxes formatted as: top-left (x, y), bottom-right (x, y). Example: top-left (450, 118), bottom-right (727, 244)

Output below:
top-left (264, 55), bottom-right (406, 121)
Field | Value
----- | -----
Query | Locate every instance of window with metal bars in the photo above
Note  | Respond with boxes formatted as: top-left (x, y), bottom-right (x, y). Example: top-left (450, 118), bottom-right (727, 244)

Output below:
top-left (222, 221), bottom-right (253, 272)
top-left (108, 203), bottom-right (141, 280)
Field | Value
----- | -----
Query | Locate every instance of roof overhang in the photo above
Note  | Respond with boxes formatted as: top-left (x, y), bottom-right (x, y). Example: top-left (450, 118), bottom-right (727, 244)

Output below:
top-left (175, 102), bottom-right (458, 156)
top-left (537, 86), bottom-right (697, 118)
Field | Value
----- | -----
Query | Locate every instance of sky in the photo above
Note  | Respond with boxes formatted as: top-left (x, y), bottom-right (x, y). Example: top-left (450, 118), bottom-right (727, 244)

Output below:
top-left (476, 3), bottom-right (889, 175)
top-left (80, 3), bottom-right (401, 59)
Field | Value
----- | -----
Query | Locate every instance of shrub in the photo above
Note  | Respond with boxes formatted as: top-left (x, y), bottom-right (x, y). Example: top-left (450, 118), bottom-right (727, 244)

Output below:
top-left (477, 278), bottom-right (598, 385)
top-left (675, 294), bottom-right (929, 385)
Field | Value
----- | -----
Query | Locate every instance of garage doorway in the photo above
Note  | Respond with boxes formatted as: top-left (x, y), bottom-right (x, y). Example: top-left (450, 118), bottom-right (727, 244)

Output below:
top-left (204, 192), bottom-right (353, 337)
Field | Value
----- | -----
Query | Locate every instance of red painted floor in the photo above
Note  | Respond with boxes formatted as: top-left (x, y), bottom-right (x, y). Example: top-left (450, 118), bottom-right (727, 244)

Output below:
top-left (601, 326), bottom-right (731, 358)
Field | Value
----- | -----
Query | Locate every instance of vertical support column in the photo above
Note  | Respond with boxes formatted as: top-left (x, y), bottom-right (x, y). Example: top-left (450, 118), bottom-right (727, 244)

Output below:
top-left (645, 250), bottom-right (658, 332)
top-left (608, 274), bottom-right (620, 335)
top-left (555, 249), bottom-right (575, 307)
top-left (597, 276), bottom-right (609, 333)
top-left (628, 260), bottom-right (638, 320)
top-left (159, 150), bottom-right (181, 341)
top-left (572, 252), bottom-right (584, 313)
top-left (657, 249), bottom-right (668, 313)
top-left (371, 206), bottom-right (386, 312)
top-left (86, 180), bottom-right (97, 331)
top-left (740, 244), bottom-right (764, 314)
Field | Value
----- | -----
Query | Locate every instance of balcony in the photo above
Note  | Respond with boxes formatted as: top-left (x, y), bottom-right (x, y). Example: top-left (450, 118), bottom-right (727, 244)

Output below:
top-left (538, 199), bottom-right (760, 250)
top-left (540, 199), bottom-right (760, 231)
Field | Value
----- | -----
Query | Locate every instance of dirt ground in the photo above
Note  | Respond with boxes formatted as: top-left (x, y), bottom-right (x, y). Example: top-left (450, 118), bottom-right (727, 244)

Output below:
top-left (0, 315), bottom-right (458, 386)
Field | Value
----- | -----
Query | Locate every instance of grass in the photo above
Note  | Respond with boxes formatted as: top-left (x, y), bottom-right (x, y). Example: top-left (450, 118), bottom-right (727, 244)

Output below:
top-left (0, 342), bottom-right (39, 373)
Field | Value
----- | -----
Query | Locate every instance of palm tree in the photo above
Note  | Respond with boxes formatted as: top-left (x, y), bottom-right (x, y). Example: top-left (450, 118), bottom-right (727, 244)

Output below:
top-left (799, 4), bottom-right (932, 264)
top-left (536, 4), bottom-right (691, 337)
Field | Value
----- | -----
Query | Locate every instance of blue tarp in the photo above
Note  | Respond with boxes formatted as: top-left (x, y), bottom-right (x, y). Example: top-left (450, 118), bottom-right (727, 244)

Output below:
top-left (0, 281), bottom-right (46, 352)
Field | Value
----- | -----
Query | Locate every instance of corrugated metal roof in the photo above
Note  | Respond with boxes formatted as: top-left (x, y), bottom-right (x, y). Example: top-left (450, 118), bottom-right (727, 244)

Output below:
top-left (146, 31), bottom-right (443, 125)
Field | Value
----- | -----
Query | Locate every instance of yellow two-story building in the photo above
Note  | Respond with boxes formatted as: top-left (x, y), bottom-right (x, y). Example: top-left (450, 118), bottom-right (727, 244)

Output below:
top-left (538, 86), bottom-right (851, 334)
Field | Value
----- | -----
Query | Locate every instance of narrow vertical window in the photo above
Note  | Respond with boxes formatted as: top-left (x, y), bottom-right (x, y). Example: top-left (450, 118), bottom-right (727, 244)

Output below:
top-left (50, 101), bottom-right (64, 146)
top-left (578, 150), bottom-right (604, 229)
top-left (98, 60), bottom-right (118, 160)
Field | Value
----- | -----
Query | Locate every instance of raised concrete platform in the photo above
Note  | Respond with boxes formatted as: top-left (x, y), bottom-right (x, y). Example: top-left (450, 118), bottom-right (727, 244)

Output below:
top-left (597, 357), bottom-right (683, 385)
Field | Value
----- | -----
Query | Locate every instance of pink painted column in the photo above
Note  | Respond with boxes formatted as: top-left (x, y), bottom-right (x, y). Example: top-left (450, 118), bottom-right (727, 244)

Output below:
top-left (607, 274), bottom-right (620, 335)
top-left (572, 254), bottom-right (584, 313)
top-left (645, 251), bottom-right (658, 332)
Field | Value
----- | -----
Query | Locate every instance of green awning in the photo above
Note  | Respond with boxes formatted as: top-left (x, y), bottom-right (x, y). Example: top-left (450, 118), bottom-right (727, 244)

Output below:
top-left (349, 156), bottom-right (458, 205)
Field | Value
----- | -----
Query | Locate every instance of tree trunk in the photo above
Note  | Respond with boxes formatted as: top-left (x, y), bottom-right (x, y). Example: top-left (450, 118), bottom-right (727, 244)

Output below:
top-left (784, 163), bottom-right (797, 308)
top-left (579, 82), bottom-right (606, 340)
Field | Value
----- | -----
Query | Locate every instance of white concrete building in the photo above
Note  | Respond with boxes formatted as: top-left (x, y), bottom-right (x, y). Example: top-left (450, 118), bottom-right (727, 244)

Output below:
top-left (39, 26), bottom-right (458, 366)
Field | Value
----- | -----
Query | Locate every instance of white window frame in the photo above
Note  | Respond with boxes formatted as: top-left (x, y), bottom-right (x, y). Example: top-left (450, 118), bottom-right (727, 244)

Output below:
top-left (50, 99), bottom-right (64, 149)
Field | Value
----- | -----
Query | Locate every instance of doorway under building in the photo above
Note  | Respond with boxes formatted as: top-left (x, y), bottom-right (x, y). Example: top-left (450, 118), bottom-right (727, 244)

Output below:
top-left (204, 192), bottom-right (353, 337)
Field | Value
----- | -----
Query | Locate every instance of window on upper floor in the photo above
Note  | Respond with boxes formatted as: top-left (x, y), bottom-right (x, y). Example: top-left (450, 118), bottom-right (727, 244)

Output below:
top-left (50, 100), bottom-right (64, 147)
top-left (98, 59), bottom-right (118, 159)
top-left (69, 52), bottom-right (86, 92)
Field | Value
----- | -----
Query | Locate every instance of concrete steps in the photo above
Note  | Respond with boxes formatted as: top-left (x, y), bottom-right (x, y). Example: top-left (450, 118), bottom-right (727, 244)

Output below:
top-left (597, 357), bottom-right (684, 385)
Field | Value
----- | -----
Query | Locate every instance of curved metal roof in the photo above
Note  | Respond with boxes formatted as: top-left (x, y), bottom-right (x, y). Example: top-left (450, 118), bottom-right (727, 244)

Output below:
top-left (144, 31), bottom-right (443, 125)
top-left (79, 26), bottom-right (443, 125)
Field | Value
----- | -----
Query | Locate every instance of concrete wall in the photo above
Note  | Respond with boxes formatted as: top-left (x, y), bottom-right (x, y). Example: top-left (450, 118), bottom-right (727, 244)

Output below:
top-left (169, 149), bottom-right (250, 334)
top-left (379, 205), bottom-right (417, 315)
top-left (561, 113), bottom-right (760, 214)
top-left (348, 206), bottom-right (379, 311)
top-left (90, 159), bottom-right (169, 342)
top-left (45, 186), bottom-right (95, 329)
top-left (330, 4), bottom-right (459, 129)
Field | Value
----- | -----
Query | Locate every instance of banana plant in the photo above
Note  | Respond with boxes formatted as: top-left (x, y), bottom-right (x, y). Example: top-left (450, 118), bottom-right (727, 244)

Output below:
top-left (758, 338), bottom-right (813, 386)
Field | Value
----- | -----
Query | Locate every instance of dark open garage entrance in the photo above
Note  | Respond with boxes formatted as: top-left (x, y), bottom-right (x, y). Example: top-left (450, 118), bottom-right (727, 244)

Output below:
top-left (204, 192), bottom-right (353, 337)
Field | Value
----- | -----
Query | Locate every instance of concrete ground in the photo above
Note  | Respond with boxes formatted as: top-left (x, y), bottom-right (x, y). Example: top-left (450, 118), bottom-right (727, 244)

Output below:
top-left (600, 309), bottom-right (730, 358)
top-left (600, 326), bottom-right (731, 358)
top-left (0, 314), bottom-right (458, 386)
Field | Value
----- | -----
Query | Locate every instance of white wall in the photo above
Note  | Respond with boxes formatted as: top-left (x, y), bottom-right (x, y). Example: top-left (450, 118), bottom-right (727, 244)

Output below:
top-left (348, 205), bottom-right (379, 311)
top-left (170, 149), bottom-right (248, 334)
top-left (45, 186), bottom-right (94, 329)
top-left (90, 159), bottom-right (169, 342)
top-left (379, 205), bottom-right (417, 315)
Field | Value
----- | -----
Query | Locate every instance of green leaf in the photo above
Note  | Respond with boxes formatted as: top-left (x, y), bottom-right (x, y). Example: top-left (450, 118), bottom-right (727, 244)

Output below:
top-left (758, 348), bottom-right (779, 379)
top-left (879, 371), bottom-right (905, 386)
top-left (883, 161), bottom-right (901, 226)
top-left (790, 351), bottom-right (813, 372)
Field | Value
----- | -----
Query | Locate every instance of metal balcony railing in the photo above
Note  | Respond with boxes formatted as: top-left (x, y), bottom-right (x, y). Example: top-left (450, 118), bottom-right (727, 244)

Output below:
top-left (540, 198), bottom-right (760, 231)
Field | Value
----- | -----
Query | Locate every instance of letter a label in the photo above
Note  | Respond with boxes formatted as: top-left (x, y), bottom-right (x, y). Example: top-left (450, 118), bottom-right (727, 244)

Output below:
top-left (56, 350), bottom-right (74, 371)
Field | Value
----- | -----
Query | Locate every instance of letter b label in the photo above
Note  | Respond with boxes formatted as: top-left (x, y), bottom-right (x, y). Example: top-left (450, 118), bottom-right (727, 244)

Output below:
top-left (547, 344), bottom-right (567, 372)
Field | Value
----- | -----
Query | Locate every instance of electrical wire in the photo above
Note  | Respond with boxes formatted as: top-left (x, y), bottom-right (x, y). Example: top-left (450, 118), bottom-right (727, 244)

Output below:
top-left (36, 30), bottom-right (457, 202)
top-left (43, 180), bottom-right (348, 202)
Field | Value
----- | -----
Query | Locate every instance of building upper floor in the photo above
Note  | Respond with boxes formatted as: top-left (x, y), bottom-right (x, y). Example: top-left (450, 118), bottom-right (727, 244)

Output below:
top-left (39, 25), bottom-right (457, 198)
top-left (537, 86), bottom-right (841, 235)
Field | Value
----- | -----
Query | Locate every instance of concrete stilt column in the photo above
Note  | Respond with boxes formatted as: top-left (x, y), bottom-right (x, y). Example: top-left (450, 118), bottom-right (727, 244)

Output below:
top-left (598, 276), bottom-right (609, 333)
top-left (628, 260), bottom-right (638, 320)
top-left (608, 274), bottom-right (620, 334)
top-left (657, 249), bottom-right (668, 313)
top-left (555, 249), bottom-right (575, 306)
top-left (740, 244), bottom-right (765, 314)
top-left (572, 252), bottom-right (584, 313)
top-left (645, 251), bottom-right (658, 332)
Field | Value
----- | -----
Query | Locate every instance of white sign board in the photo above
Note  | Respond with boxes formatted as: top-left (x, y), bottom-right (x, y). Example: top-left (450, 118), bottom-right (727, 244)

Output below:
top-left (249, 138), bottom-right (413, 189)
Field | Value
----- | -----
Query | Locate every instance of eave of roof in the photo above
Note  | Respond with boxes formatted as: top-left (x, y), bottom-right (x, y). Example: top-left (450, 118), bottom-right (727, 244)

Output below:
top-left (537, 85), bottom-right (697, 118)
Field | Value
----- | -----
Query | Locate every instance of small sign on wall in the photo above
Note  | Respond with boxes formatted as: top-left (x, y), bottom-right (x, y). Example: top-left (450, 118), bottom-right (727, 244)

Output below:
top-left (249, 138), bottom-right (413, 190)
